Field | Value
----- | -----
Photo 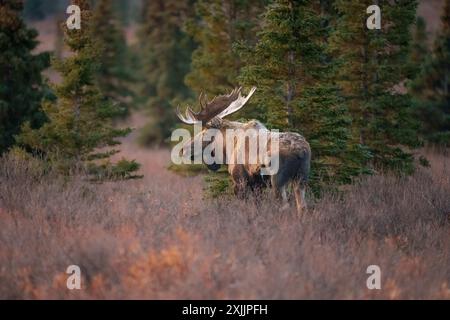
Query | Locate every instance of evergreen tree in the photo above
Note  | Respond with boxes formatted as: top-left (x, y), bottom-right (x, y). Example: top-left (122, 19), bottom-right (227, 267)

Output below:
top-left (409, 16), bottom-right (429, 78)
top-left (139, 0), bottom-right (196, 145)
top-left (410, 0), bottom-right (450, 146)
top-left (238, 0), bottom-right (371, 192)
top-left (19, 0), bottom-right (140, 179)
top-left (0, 0), bottom-right (50, 154)
top-left (54, 13), bottom-right (65, 60)
top-left (92, 0), bottom-right (134, 118)
top-left (185, 0), bottom-right (268, 97)
top-left (330, 0), bottom-right (421, 173)
top-left (179, 0), bottom-right (268, 195)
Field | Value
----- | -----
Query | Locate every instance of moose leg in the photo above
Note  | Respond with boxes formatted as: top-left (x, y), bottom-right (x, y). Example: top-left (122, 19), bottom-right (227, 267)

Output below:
top-left (231, 165), bottom-right (249, 199)
top-left (248, 172), bottom-right (269, 194)
top-left (271, 175), bottom-right (289, 211)
top-left (293, 182), bottom-right (307, 216)
top-left (280, 186), bottom-right (290, 210)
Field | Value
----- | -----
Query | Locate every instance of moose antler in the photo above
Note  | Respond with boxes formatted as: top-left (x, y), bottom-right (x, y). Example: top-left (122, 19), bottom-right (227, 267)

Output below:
top-left (176, 87), bottom-right (257, 125)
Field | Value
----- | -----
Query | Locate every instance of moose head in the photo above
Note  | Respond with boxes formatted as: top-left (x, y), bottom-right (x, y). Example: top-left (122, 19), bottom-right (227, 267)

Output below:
top-left (176, 87), bottom-right (257, 171)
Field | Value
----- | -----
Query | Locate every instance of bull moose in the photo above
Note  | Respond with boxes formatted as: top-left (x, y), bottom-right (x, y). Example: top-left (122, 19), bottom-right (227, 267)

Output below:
top-left (176, 87), bottom-right (311, 215)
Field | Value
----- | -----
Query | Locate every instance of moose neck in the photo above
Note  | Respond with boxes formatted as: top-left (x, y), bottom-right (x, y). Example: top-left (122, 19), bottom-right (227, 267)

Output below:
top-left (218, 119), bottom-right (268, 164)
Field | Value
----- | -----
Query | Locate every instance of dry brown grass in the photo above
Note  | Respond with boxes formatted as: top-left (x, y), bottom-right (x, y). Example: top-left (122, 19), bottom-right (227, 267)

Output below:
top-left (0, 148), bottom-right (449, 300)
top-left (8, 2), bottom-right (447, 300)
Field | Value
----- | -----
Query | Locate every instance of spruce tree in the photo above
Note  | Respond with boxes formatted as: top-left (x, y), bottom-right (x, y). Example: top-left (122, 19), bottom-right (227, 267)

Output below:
top-left (0, 0), bottom-right (50, 155)
top-left (19, 0), bottom-right (140, 179)
top-left (410, 0), bottom-right (450, 146)
top-left (92, 0), bottom-right (133, 118)
top-left (139, 0), bottom-right (196, 145)
top-left (185, 0), bottom-right (268, 97)
top-left (54, 13), bottom-right (65, 61)
top-left (238, 0), bottom-right (371, 192)
top-left (180, 0), bottom-right (268, 195)
top-left (409, 17), bottom-right (429, 78)
top-left (330, 0), bottom-right (421, 173)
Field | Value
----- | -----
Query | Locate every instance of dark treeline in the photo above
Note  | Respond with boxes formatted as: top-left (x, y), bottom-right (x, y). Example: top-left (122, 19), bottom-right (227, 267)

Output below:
top-left (23, 0), bottom-right (69, 20)
top-left (1, 0), bottom-right (449, 190)
top-left (22, 0), bottom-right (142, 25)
